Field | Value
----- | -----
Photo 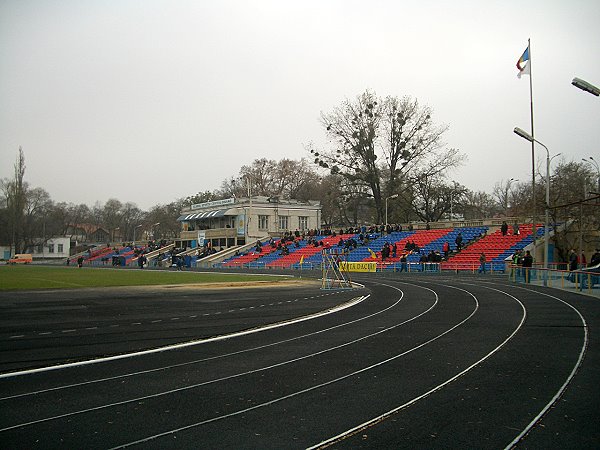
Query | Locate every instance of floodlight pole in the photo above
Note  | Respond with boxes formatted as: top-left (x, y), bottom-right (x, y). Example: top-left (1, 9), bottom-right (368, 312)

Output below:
top-left (514, 128), bottom-right (556, 273)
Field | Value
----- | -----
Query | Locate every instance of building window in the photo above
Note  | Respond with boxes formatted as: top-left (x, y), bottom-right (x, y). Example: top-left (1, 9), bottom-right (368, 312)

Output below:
top-left (58, 244), bottom-right (64, 253)
top-left (299, 216), bottom-right (309, 230)
top-left (278, 215), bottom-right (289, 231)
top-left (258, 215), bottom-right (269, 230)
top-left (48, 244), bottom-right (54, 253)
top-left (37, 244), bottom-right (43, 253)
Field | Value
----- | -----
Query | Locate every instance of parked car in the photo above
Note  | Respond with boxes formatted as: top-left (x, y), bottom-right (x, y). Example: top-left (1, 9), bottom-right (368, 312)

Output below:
top-left (7, 253), bottom-right (33, 264)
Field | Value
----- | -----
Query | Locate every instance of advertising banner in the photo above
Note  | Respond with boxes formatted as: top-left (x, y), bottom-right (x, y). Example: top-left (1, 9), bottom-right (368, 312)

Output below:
top-left (338, 261), bottom-right (377, 272)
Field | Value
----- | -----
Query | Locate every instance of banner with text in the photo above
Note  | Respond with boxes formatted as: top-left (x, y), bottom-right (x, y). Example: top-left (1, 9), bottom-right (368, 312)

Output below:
top-left (338, 261), bottom-right (377, 272)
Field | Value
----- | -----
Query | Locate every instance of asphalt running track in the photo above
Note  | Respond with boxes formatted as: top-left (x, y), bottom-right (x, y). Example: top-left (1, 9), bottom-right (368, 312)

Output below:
top-left (0, 275), bottom-right (598, 449)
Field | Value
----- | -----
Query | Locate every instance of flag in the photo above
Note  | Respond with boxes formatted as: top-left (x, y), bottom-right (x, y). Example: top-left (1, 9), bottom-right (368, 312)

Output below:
top-left (299, 255), bottom-right (304, 265)
top-left (516, 45), bottom-right (530, 78)
top-left (368, 248), bottom-right (377, 259)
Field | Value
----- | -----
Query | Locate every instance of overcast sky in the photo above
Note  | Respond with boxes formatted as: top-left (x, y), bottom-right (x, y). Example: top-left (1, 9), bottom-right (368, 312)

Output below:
top-left (1, 0), bottom-right (598, 210)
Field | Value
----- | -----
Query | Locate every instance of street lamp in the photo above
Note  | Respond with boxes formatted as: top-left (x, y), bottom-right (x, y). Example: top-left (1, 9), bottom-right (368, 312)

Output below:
top-left (582, 157), bottom-right (600, 193)
top-left (385, 194), bottom-right (399, 227)
top-left (514, 127), bottom-right (559, 272)
top-left (133, 224), bottom-right (143, 246)
top-left (572, 77), bottom-right (600, 97)
top-left (112, 227), bottom-right (120, 244)
top-left (150, 222), bottom-right (160, 240)
top-left (504, 178), bottom-right (519, 215)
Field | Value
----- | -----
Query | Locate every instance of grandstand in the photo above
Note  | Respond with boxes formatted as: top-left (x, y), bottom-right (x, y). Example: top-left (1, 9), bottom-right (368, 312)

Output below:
top-left (221, 241), bottom-right (280, 268)
top-left (215, 224), bottom-right (540, 272)
top-left (264, 234), bottom-right (356, 269)
top-left (442, 224), bottom-right (545, 271)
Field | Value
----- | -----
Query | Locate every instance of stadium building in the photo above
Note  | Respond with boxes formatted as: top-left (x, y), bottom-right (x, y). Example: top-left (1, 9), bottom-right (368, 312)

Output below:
top-left (176, 196), bottom-right (321, 249)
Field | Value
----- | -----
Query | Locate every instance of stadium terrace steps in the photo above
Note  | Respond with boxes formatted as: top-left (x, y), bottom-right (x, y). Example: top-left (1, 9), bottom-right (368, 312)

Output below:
top-left (221, 241), bottom-right (279, 267)
top-left (265, 234), bottom-right (357, 268)
top-left (441, 224), bottom-right (542, 270)
top-left (358, 229), bottom-right (454, 263)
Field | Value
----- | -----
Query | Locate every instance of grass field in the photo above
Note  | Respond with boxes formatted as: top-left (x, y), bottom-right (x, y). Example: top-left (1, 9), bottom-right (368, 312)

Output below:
top-left (0, 265), bottom-right (288, 291)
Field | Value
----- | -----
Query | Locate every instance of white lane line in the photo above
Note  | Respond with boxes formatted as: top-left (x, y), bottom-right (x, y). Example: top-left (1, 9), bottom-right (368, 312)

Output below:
top-left (61, 330), bottom-right (76, 333)
top-left (500, 286), bottom-right (588, 450)
top-left (170, 318), bottom-right (180, 321)
top-left (9, 335), bottom-right (24, 339)
top-left (151, 320), bottom-right (162, 323)
top-left (1, 292), bottom-right (415, 434)
top-left (38, 332), bottom-right (52, 336)
top-left (85, 327), bottom-right (98, 330)
top-left (189, 315), bottom-right (197, 318)
top-left (0, 293), bottom-right (377, 402)
top-left (117, 285), bottom-right (495, 448)
top-left (307, 283), bottom-right (525, 449)
top-left (0, 293), bottom-right (368, 381)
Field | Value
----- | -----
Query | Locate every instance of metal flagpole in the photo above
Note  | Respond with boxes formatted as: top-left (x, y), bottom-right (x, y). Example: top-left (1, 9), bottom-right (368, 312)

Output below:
top-left (528, 38), bottom-right (537, 253)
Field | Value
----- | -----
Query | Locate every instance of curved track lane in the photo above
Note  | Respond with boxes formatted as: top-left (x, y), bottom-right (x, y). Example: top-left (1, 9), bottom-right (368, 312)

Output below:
top-left (0, 276), bottom-right (597, 449)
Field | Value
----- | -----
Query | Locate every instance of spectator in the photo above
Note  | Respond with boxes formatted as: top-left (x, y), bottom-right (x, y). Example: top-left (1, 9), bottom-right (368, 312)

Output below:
top-left (522, 250), bottom-right (533, 282)
top-left (478, 252), bottom-right (487, 274)
top-left (501, 221), bottom-right (508, 236)
top-left (569, 249), bottom-right (578, 271)
top-left (399, 254), bottom-right (408, 272)
top-left (455, 232), bottom-right (463, 251)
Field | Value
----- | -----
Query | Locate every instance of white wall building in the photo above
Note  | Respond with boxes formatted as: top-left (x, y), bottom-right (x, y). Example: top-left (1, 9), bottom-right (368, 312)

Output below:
top-left (176, 196), bottom-right (321, 249)
top-left (5, 237), bottom-right (72, 260)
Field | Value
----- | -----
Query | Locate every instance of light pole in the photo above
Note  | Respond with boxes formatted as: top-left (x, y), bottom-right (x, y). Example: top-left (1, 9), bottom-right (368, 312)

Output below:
top-left (572, 77), bottom-right (600, 97)
top-left (582, 157), bottom-right (600, 194)
top-left (150, 222), bottom-right (160, 240)
top-left (514, 127), bottom-right (558, 271)
top-left (133, 224), bottom-right (143, 246)
top-left (385, 194), bottom-right (398, 227)
top-left (112, 227), bottom-right (120, 244)
top-left (504, 178), bottom-right (519, 215)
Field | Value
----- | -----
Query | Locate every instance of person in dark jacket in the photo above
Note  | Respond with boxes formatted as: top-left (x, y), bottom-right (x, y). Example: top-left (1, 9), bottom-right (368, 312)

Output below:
top-left (455, 233), bottom-right (463, 251)
top-left (522, 250), bottom-right (533, 282)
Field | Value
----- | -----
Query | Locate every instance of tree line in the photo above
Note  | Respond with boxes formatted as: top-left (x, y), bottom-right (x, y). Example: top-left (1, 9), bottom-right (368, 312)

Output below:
top-left (2, 91), bottom-right (598, 259)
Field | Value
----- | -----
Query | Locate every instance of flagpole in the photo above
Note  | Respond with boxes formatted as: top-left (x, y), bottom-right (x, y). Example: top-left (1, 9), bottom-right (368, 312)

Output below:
top-left (528, 38), bottom-right (537, 252)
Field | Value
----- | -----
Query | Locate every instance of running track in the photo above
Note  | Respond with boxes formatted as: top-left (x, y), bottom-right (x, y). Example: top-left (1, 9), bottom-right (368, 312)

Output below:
top-left (0, 275), bottom-right (598, 449)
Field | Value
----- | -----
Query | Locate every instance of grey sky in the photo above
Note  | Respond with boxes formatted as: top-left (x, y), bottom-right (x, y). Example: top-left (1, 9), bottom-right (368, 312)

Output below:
top-left (1, 0), bottom-right (599, 210)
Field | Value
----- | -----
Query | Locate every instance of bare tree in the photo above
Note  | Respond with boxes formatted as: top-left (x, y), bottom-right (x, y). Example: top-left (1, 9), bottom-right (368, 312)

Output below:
top-left (1, 147), bottom-right (27, 253)
top-left (311, 90), bottom-right (462, 222)
top-left (492, 178), bottom-right (520, 216)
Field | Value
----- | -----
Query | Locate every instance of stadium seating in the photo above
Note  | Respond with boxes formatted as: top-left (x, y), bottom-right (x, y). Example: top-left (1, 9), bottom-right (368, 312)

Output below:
top-left (442, 224), bottom-right (544, 271)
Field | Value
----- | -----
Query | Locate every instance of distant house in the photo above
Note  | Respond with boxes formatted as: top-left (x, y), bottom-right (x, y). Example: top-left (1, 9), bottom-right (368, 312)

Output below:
top-left (1, 237), bottom-right (71, 261)
top-left (66, 224), bottom-right (110, 244)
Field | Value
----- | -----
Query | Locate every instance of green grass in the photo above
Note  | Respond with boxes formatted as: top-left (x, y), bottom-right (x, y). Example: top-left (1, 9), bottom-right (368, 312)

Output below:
top-left (0, 265), bottom-right (288, 291)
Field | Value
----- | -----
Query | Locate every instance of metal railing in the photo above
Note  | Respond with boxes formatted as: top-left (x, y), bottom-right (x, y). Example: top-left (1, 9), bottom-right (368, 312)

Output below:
top-left (508, 264), bottom-right (599, 297)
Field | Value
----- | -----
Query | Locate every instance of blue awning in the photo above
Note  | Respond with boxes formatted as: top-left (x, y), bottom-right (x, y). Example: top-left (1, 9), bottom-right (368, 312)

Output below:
top-left (177, 209), bottom-right (228, 222)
